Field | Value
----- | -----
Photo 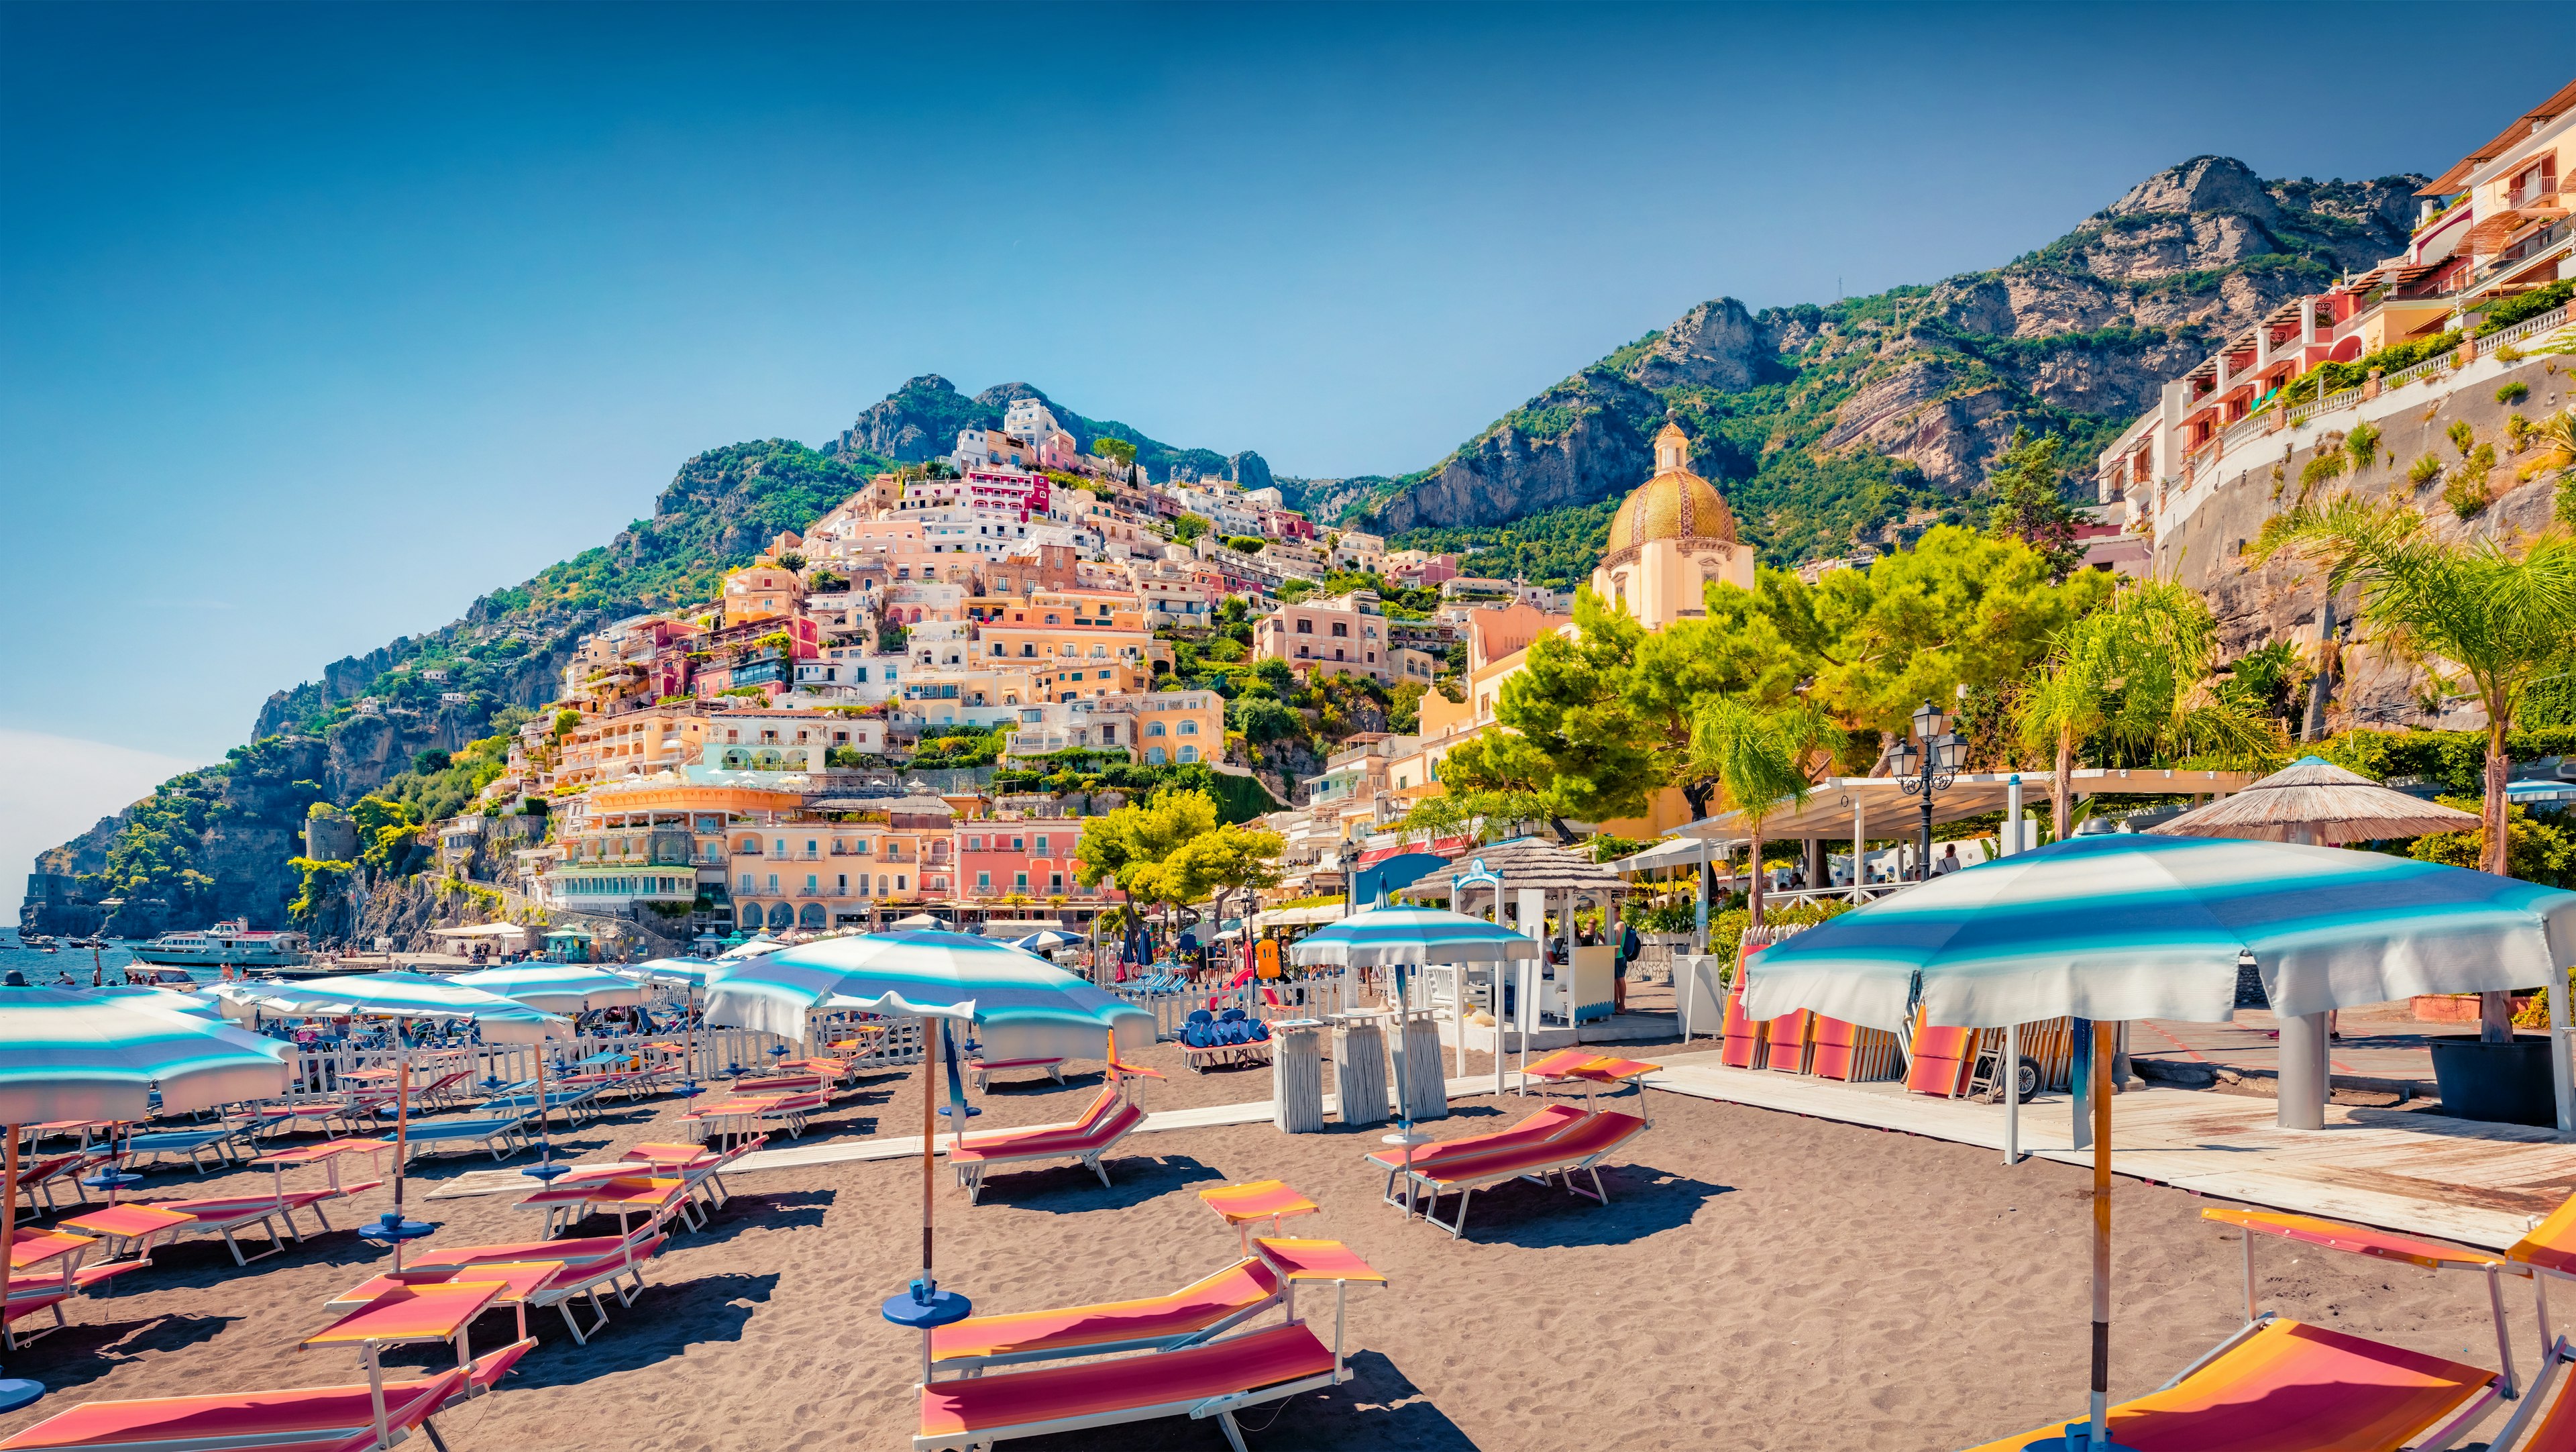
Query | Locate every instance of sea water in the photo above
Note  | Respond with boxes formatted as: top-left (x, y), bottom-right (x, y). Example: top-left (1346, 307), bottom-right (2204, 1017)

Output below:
top-left (0, 939), bottom-right (176, 986)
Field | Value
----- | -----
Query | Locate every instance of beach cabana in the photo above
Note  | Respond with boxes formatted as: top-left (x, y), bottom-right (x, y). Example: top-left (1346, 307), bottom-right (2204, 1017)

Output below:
top-left (1389, 839), bottom-right (1626, 1038)
top-left (2146, 756), bottom-right (2480, 844)
top-left (1738, 832), bottom-right (2576, 1450)
top-left (0, 976), bottom-right (295, 1407)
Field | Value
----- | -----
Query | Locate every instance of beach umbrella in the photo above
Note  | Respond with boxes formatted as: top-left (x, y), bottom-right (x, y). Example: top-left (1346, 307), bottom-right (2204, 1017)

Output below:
top-left (1736, 833), bottom-right (2576, 1451)
top-left (1292, 904), bottom-right (1545, 1096)
top-left (2145, 755), bottom-right (2481, 845)
top-left (453, 965), bottom-right (646, 1174)
top-left (1006, 929), bottom-right (1075, 953)
top-left (214, 973), bottom-right (565, 1262)
top-left (706, 929), bottom-right (1152, 1061)
top-left (0, 976), bottom-right (294, 1408)
top-left (80, 984), bottom-right (225, 1019)
top-left (607, 959), bottom-right (720, 1095)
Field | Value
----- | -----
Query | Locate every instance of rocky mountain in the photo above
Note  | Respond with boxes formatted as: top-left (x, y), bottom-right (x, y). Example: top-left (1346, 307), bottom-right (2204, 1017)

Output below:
top-left (833, 374), bottom-right (1271, 488)
top-left (1360, 158), bottom-right (2425, 563)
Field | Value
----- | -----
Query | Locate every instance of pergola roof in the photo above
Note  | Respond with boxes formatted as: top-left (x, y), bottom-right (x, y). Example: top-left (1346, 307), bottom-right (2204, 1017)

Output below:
top-left (1662, 768), bottom-right (2255, 849)
top-left (1391, 835), bottom-right (1626, 899)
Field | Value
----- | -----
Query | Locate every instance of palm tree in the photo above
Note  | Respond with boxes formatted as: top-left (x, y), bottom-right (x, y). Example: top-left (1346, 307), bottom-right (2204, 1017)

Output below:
top-left (2259, 495), bottom-right (2576, 1040)
top-left (1689, 698), bottom-right (1842, 926)
top-left (2014, 621), bottom-right (2118, 843)
top-left (2521, 411), bottom-right (2576, 527)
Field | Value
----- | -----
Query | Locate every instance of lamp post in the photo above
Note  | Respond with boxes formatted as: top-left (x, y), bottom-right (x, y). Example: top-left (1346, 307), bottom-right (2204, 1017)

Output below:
top-left (1888, 701), bottom-right (1966, 883)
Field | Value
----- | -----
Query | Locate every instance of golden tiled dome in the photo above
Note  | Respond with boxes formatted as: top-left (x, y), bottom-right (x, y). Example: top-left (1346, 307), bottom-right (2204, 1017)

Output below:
top-left (1607, 421), bottom-right (1739, 549)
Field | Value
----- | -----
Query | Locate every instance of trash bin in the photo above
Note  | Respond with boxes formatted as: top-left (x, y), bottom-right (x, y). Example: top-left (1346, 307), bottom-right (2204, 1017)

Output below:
top-left (1271, 1020), bottom-right (1325, 1133)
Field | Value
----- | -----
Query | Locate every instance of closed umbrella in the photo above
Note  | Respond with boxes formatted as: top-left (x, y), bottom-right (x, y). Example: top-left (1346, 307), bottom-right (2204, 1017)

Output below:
top-left (214, 972), bottom-right (564, 1263)
top-left (1, 976), bottom-right (295, 1408)
top-left (1738, 833), bottom-right (2576, 1451)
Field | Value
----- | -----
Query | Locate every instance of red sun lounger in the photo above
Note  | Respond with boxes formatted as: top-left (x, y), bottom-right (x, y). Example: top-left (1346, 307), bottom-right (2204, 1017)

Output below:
top-left (1387, 1110), bottom-right (1649, 1239)
top-left (0, 1339), bottom-right (533, 1452)
top-left (928, 1257), bottom-right (1287, 1376)
top-left (915, 1320), bottom-right (1341, 1452)
top-left (333, 1237), bottom-right (667, 1347)
top-left (515, 1176), bottom-right (697, 1239)
top-left (1360, 1103), bottom-right (1585, 1211)
top-left (947, 1088), bottom-right (1147, 1205)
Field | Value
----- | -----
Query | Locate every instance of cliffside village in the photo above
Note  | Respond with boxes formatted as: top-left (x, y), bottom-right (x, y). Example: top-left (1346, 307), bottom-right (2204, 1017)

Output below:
top-left (390, 391), bottom-right (1601, 947)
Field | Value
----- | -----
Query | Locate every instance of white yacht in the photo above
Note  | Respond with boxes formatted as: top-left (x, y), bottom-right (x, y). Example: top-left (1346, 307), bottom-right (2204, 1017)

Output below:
top-left (131, 920), bottom-right (313, 972)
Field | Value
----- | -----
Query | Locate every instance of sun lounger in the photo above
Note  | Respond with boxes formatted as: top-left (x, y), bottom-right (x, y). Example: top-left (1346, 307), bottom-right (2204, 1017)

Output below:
top-left (1962, 1317), bottom-right (2498, 1452)
top-left (0, 1339), bottom-right (533, 1452)
top-left (1198, 1182), bottom-right (1320, 1253)
top-left (1385, 1110), bottom-right (1648, 1239)
top-left (1360, 1103), bottom-right (1585, 1210)
top-left (916, 1320), bottom-right (1342, 1451)
top-left (1177, 1010), bottom-right (1273, 1073)
top-left (141, 1188), bottom-right (343, 1265)
top-left (947, 1087), bottom-right (1146, 1204)
top-left (549, 1136), bottom-right (765, 1218)
top-left (480, 1084), bottom-right (607, 1127)
top-left (966, 1057), bottom-right (1065, 1090)
top-left (1905, 1021), bottom-right (1979, 1098)
top-left (11, 1151), bottom-right (105, 1215)
top-left (1519, 1055), bottom-right (1661, 1123)
top-left (382, 1112), bottom-right (535, 1164)
top-left (928, 1257), bottom-right (1287, 1376)
top-left (1762, 1009), bottom-right (1814, 1074)
top-left (333, 1237), bottom-right (668, 1347)
top-left (1717, 986), bottom-right (1769, 1070)
top-left (1808, 1014), bottom-right (1900, 1082)
top-left (117, 1126), bottom-right (252, 1174)
top-left (515, 1175), bottom-right (698, 1238)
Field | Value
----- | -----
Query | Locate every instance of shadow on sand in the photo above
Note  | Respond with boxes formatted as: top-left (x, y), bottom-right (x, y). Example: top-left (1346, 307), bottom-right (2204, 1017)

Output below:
top-left (495, 1272), bottom-right (783, 1387)
top-left (1009, 1349), bottom-right (1482, 1450)
top-left (5, 1312), bottom-right (239, 1393)
top-left (974, 1153), bottom-right (1226, 1212)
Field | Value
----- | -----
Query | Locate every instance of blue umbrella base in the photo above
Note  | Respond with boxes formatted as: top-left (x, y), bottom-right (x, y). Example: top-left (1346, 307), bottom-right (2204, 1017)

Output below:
top-left (0, 1378), bottom-right (42, 1414)
top-left (881, 1285), bottom-right (972, 1329)
top-left (359, 1215), bottom-right (437, 1243)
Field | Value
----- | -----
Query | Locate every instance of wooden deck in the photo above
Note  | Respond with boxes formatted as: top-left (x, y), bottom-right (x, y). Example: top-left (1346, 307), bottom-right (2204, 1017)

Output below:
top-left (1643, 1051), bottom-right (2576, 1250)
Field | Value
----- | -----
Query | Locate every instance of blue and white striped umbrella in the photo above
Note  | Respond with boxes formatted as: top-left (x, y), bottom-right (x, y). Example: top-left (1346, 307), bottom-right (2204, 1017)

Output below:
top-left (1288, 906), bottom-right (1546, 968)
top-left (611, 958), bottom-right (720, 989)
top-left (82, 985), bottom-right (226, 1019)
top-left (452, 964), bottom-right (645, 1013)
top-left (1741, 833), bottom-right (2576, 1032)
top-left (214, 971), bottom-right (566, 1043)
top-left (0, 982), bottom-right (293, 1123)
top-left (706, 929), bottom-right (1151, 1059)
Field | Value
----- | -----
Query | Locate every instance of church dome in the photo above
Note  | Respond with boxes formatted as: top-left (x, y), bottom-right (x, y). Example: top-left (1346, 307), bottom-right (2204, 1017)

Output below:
top-left (1606, 420), bottom-right (1739, 550)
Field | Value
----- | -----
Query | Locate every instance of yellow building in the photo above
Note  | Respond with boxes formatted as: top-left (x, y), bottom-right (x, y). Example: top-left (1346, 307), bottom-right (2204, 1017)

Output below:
top-left (1591, 417), bottom-right (1756, 629)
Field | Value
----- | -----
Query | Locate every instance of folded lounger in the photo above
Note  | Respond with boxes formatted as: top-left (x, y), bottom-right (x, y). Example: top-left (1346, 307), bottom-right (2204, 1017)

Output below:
top-left (0, 1339), bottom-right (533, 1452)
top-left (1905, 1018), bottom-right (1979, 1098)
top-left (1716, 986), bottom-right (1770, 1071)
top-left (927, 1257), bottom-right (1287, 1376)
top-left (1967, 1205), bottom-right (2516, 1452)
top-left (1360, 1103), bottom-right (1585, 1210)
top-left (914, 1318), bottom-right (1340, 1452)
top-left (1387, 1110), bottom-right (1648, 1239)
top-left (947, 1088), bottom-right (1146, 1205)
top-left (333, 1237), bottom-right (668, 1347)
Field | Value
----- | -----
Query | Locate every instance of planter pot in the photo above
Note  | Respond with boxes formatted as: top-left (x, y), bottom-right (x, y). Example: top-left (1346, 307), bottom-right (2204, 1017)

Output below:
top-left (2412, 992), bottom-right (2537, 1025)
top-left (2428, 1035), bottom-right (2558, 1127)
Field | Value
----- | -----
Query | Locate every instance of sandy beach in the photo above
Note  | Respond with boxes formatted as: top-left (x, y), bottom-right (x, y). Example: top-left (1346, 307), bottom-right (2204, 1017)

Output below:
top-left (0, 1032), bottom-right (2546, 1452)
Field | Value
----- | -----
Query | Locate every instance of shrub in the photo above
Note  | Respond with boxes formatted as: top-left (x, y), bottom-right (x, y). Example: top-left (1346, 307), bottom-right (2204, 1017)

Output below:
top-left (2345, 419), bottom-right (2380, 470)
top-left (2298, 453), bottom-right (2347, 490)
top-left (2500, 380), bottom-right (2532, 405)
top-left (2408, 453), bottom-right (2443, 487)
top-left (2449, 419), bottom-right (2477, 456)
top-left (2444, 469), bottom-right (2491, 520)
top-left (2475, 279), bottom-right (2576, 338)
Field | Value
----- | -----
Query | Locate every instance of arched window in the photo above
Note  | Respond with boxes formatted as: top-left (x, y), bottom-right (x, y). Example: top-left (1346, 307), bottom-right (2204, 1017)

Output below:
top-left (1177, 720), bottom-right (1198, 735)
top-left (766, 902), bottom-right (796, 929)
top-left (798, 902), bottom-right (826, 929)
top-left (1146, 746), bottom-right (1168, 765)
top-left (1148, 721), bottom-right (1167, 737)
top-left (723, 749), bottom-right (750, 769)
top-left (1178, 744), bottom-right (1199, 763)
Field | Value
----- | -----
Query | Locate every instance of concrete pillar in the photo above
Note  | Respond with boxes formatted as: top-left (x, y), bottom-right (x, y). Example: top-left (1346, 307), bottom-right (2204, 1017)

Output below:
top-left (1852, 798), bottom-right (1868, 899)
top-left (2276, 1011), bottom-right (2330, 1131)
top-left (2003, 776), bottom-right (2024, 855)
top-left (1805, 837), bottom-right (1825, 894)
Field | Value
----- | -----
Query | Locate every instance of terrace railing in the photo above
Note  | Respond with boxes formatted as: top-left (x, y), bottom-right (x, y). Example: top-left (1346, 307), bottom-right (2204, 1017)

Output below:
top-left (2480, 303), bottom-right (2571, 354)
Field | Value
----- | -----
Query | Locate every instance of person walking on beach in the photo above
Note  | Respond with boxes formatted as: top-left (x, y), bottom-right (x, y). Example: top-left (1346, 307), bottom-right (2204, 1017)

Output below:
top-left (1615, 919), bottom-right (1640, 1013)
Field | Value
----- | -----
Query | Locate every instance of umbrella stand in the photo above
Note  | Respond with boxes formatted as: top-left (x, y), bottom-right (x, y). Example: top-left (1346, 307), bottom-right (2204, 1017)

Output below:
top-left (881, 1013), bottom-right (969, 1382)
top-left (360, 1020), bottom-right (435, 1272)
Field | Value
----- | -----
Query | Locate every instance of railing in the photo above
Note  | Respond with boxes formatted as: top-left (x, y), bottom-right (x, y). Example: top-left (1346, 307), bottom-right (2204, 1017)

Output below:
top-left (2481, 303), bottom-right (2571, 354)
top-left (2286, 386), bottom-right (2363, 427)
top-left (2382, 351), bottom-right (2457, 391)
top-left (278, 1020), bottom-right (928, 1100)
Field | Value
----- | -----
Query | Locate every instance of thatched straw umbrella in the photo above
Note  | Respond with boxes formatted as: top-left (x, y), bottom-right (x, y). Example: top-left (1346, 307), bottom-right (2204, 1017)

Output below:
top-left (2144, 756), bottom-right (2479, 846)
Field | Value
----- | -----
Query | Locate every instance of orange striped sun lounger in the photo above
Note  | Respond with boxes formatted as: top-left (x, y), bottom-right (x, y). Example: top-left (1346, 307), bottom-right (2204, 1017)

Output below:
top-left (516, 1175), bottom-right (698, 1239)
top-left (927, 1257), bottom-right (1287, 1376)
top-left (947, 1087), bottom-right (1146, 1205)
top-left (2448, 1189), bottom-right (2576, 1451)
top-left (1522, 1054), bottom-right (1662, 1124)
top-left (332, 1237), bottom-right (667, 1347)
top-left (1360, 1103), bottom-right (1585, 1212)
top-left (915, 1320), bottom-right (1342, 1452)
top-left (0, 1340), bottom-right (534, 1452)
top-left (140, 1189), bottom-right (345, 1266)
top-left (1808, 1014), bottom-right (1900, 1082)
top-left (1969, 1204), bottom-right (2518, 1451)
top-left (1385, 1110), bottom-right (1648, 1239)
top-left (1906, 1021), bottom-right (1980, 1098)
top-left (11, 1151), bottom-right (105, 1216)
top-left (1717, 986), bottom-right (1769, 1070)
top-left (1198, 1182), bottom-right (1320, 1253)
top-left (1761, 1009), bottom-right (1815, 1074)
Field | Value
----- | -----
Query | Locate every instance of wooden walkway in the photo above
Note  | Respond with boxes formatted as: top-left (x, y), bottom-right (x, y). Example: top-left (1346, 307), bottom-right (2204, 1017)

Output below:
top-left (1644, 1051), bottom-right (2576, 1250)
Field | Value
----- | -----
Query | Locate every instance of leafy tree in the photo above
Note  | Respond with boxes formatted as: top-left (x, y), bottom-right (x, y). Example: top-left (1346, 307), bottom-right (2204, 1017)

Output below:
top-left (1984, 427), bottom-right (2087, 580)
top-left (1252, 657), bottom-right (1293, 691)
top-left (1091, 437), bottom-right (1138, 472)
top-left (775, 552), bottom-right (808, 572)
top-left (1163, 823), bottom-right (1287, 931)
top-left (2409, 800), bottom-right (2576, 889)
top-left (2258, 495), bottom-right (2576, 1041)
top-left (1228, 694), bottom-right (1301, 745)
top-left (1497, 589), bottom-right (1664, 820)
top-left (1172, 513), bottom-right (1212, 545)
top-left (412, 748), bottom-right (451, 775)
top-left (1224, 536), bottom-right (1266, 554)
top-left (1073, 789), bottom-right (1226, 945)
top-left (1689, 698), bottom-right (1841, 924)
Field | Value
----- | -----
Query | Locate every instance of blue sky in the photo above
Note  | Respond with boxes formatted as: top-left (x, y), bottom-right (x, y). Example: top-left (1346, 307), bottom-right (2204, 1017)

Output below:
top-left (1, 2), bottom-right (2565, 906)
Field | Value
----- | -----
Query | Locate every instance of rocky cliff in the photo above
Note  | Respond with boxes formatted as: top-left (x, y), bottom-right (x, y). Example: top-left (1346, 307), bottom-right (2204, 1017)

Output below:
top-left (830, 374), bottom-right (1268, 487)
top-left (1364, 158), bottom-right (2425, 560)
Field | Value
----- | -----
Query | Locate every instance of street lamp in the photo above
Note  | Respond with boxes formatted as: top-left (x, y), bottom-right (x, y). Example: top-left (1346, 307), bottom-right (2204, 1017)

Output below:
top-left (1890, 701), bottom-right (1966, 883)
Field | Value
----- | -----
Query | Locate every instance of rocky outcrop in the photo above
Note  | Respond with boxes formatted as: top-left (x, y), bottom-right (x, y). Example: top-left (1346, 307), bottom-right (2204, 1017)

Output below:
top-left (1358, 157), bottom-right (2429, 543)
top-left (829, 376), bottom-right (1258, 487)
top-left (1227, 451), bottom-right (1274, 493)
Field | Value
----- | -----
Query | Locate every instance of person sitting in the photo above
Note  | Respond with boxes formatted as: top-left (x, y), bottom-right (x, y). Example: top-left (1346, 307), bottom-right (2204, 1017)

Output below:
top-left (1931, 844), bottom-right (1963, 877)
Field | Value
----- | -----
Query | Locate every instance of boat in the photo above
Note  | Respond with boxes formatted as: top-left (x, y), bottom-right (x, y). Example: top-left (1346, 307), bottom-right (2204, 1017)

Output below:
top-left (130, 920), bottom-right (313, 972)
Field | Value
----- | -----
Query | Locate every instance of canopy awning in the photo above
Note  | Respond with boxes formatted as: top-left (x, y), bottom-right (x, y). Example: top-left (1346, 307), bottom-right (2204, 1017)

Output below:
top-left (1664, 768), bottom-right (2255, 849)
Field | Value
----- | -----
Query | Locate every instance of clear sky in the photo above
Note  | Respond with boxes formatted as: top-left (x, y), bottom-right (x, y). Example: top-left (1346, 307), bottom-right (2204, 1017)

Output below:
top-left (1, 2), bottom-right (2565, 907)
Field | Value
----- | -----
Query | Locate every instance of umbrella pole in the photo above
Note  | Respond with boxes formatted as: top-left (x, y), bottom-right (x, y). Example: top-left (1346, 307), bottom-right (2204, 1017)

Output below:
top-left (392, 1029), bottom-right (411, 1273)
top-left (4, 1128), bottom-right (17, 1279)
top-left (918, 1015), bottom-right (938, 1285)
top-left (2084, 1018), bottom-right (2114, 1451)
top-left (533, 1038), bottom-right (552, 1170)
